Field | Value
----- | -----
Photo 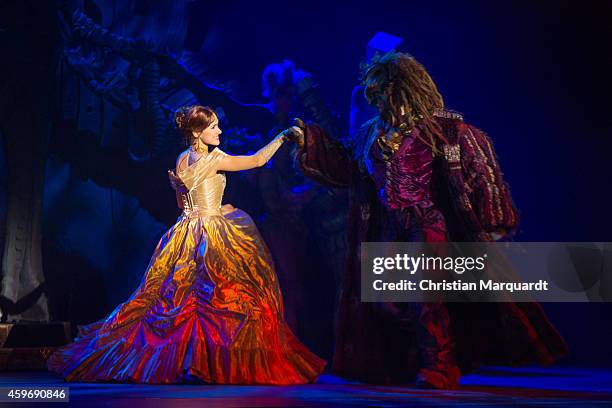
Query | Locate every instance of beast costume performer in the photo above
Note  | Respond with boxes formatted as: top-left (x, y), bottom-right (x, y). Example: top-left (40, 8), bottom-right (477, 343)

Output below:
top-left (294, 52), bottom-right (567, 389)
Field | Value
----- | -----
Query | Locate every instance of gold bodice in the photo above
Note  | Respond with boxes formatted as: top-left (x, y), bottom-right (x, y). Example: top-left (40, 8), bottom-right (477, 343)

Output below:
top-left (176, 149), bottom-right (228, 217)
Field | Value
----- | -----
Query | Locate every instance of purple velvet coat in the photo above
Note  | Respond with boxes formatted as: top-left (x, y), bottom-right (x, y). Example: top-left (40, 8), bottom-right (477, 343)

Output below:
top-left (296, 115), bottom-right (568, 383)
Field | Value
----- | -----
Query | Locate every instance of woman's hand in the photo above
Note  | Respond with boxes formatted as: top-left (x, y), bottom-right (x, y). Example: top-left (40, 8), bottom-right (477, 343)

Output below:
top-left (281, 123), bottom-right (305, 148)
top-left (280, 126), bottom-right (303, 141)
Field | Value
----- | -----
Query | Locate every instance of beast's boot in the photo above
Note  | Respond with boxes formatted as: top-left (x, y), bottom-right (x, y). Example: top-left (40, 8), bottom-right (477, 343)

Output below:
top-left (415, 302), bottom-right (461, 390)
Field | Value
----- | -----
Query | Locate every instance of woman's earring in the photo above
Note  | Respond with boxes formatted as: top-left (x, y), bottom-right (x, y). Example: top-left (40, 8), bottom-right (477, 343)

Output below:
top-left (193, 134), bottom-right (202, 152)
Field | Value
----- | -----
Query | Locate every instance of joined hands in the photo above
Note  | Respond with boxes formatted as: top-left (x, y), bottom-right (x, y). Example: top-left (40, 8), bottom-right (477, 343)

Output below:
top-left (280, 118), bottom-right (305, 148)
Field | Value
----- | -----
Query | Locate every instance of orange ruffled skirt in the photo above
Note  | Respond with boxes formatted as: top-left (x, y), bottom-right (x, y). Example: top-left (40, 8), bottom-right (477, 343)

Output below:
top-left (47, 209), bottom-right (326, 384)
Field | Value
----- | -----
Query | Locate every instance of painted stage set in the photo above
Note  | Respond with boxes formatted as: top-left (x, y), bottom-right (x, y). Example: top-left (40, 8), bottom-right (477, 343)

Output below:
top-left (0, 367), bottom-right (610, 407)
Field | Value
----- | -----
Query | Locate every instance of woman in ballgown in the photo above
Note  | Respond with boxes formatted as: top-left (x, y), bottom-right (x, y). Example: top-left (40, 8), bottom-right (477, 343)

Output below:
top-left (47, 105), bottom-right (324, 384)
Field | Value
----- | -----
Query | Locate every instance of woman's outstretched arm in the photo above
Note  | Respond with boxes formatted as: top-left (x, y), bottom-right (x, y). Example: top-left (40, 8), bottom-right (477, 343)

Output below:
top-left (216, 126), bottom-right (301, 172)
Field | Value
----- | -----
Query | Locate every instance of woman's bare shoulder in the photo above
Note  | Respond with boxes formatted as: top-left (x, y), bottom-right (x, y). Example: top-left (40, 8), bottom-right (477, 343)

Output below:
top-left (176, 149), bottom-right (191, 172)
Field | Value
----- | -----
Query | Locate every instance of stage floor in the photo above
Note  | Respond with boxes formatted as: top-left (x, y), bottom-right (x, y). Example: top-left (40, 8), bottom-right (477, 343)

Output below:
top-left (0, 366), bottom-right (610, 407)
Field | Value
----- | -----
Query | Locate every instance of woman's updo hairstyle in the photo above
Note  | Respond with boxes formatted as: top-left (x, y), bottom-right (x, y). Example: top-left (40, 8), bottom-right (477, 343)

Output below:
top-left (174, 105), bottom-right (216, 145)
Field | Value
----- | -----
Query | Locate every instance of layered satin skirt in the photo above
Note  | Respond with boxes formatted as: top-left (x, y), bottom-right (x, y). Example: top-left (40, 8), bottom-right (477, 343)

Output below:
top-left (47, 209), bottom-right (326, 384)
